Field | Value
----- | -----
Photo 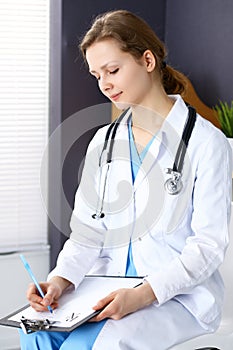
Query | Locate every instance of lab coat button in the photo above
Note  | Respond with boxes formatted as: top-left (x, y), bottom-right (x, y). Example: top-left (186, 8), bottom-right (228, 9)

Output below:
top-left (139, 237), bottom-right (142, 241)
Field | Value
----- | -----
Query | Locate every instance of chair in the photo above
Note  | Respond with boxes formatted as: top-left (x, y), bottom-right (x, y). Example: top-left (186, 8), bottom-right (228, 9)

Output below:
top-left (180, 73), bottom-right (220, 128)
top-left (171, 204), bottom-right (233, 350)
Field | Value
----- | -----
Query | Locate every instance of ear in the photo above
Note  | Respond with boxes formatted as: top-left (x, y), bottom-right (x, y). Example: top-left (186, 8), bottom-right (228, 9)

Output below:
top-left (143, 50), bottom-right (156, 72)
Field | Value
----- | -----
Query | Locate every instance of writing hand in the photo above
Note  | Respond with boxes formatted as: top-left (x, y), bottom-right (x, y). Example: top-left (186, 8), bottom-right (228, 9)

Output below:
top-left (26, 276), bottom-right (72, 312)
top-left (26, 281), bottom-right (61, 312)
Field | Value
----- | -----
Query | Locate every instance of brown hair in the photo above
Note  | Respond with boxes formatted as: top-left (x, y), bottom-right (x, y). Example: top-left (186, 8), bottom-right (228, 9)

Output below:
top-left (80, 10), bottom-right (187, 95)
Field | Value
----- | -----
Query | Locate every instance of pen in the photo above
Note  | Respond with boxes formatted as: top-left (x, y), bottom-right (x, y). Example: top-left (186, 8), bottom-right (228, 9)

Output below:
top-left (20, 254), bottom-right (53, 314)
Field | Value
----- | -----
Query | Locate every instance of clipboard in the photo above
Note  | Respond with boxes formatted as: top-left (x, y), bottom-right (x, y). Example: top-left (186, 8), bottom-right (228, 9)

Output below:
top-left (0, 275), bottom-right (143, 334)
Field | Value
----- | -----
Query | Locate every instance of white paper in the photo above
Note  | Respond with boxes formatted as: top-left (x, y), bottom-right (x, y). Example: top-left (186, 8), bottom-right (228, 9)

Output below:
top-left (9, 276), bottom-right (143, 329)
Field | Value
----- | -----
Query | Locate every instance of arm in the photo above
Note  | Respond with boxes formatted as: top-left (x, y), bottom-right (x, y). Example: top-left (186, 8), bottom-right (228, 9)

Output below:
top-left (148, 128), bottom-right (232, 305)
top-left (27, 128), bottom-right (109, 312)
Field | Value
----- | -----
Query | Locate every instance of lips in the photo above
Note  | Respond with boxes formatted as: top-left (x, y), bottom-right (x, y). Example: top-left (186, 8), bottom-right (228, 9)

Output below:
top-left (110, 92), bottom-right (122, 101)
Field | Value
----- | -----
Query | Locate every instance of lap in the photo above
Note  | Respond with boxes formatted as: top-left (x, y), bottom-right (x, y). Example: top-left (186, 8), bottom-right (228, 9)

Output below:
top-left (19, 300), bottom-right (208, 350)
top-left (93, 299), bottom-right (208, 350)
top-left (19, 320), bottom-right (106, 350)
top-left (60, 320), bottom-right (106, 350)
top-left (19, 329), bottom-right (69, 350)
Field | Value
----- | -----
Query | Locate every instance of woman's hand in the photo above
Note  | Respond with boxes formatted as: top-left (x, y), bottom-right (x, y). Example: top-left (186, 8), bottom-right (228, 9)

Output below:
top-left (91, 282), bottom-right (156, 321)
top-left (26, 276), bottom-right (72, 312)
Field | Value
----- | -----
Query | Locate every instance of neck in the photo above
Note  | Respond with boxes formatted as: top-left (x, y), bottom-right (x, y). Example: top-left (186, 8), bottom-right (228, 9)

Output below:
top-left (131, 89), bottom-right (174, 135)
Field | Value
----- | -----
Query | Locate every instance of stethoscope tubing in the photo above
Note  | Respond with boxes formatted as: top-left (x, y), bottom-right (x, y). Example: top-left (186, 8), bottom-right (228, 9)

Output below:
top-left (93, 105), bottom-right (196, 218)
top-left (172, 106), bottom-right (196, 173)
top-left (99, 108), bottom-right (130, 166)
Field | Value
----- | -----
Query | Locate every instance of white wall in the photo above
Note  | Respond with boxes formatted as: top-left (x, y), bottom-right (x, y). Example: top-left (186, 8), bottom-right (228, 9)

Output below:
top-left (0, 248), bottom-right (50, 350)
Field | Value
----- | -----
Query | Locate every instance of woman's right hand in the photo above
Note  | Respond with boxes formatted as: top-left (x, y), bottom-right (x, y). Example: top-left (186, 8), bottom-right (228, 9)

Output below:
top-left (26, 276), bottom-right (72, 312)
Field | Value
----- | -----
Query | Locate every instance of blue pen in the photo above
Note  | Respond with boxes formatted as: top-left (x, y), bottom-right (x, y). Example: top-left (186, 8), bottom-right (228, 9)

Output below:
top-left (20, 254), bottom-right (53, 314)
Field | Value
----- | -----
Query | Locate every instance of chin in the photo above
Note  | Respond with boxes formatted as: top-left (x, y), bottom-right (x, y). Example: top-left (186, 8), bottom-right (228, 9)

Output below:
top-left (113, 100), bottom-right (132, 111)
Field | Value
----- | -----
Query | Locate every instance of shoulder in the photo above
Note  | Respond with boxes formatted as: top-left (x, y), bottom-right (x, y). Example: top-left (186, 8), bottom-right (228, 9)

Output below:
top-left (93, 124), bottom-right (111, 140)
top-left (86, 124), bottom-right (111, 152)
top-left (193, 113), bottom-right (230, 150)
top-left (189, 113), bottom-right (232, 172)
top-left (87, 112), bottom-right (130, 151)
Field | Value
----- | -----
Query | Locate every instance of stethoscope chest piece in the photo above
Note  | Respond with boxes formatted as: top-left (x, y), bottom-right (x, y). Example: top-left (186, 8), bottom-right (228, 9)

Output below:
top-left (163, 105), bottom-right (196, 196)
top-left (164, 168), bottom-right (183, 195)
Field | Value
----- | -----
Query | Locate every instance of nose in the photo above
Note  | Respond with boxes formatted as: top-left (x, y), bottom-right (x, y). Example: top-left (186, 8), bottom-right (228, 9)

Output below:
top-left (99, 75), bottom-right (113, 93)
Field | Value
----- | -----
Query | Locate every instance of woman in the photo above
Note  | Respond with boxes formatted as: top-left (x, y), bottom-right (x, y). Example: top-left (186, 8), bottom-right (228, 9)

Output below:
top-left (20, 10), bottom-right (232, 350)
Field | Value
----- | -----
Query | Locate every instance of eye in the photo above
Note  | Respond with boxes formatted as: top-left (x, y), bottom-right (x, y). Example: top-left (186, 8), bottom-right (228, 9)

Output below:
top-left (109, 68), bottom-right (119, 75)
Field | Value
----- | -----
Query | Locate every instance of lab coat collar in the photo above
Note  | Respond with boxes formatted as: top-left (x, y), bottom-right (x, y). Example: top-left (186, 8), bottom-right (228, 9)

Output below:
top-left (159, 94), bottom-right (190, 139)
top-left (153, 95), bottom-right (191, 172)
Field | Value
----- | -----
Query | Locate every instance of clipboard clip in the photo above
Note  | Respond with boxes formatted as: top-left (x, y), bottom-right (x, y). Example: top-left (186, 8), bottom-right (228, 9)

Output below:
top-left (20, 316), bottom-right (56, 334)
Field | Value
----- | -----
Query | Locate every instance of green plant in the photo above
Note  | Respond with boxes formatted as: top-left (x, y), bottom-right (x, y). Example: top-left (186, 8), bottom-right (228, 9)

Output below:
top-left (214, 100), bottom-right (233, 138)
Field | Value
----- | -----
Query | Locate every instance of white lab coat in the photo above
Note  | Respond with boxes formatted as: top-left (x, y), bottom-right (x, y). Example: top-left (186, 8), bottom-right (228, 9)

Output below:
top-left (49, 95), bottom-right (232, 349)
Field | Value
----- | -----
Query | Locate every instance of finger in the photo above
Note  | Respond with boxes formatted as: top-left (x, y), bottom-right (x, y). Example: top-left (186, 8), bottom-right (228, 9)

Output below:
top-left (30, 301), bottom-right (48, 312)
top-left (26, 282), bottom-right (49, 303)
top-left (30, 298), bottom-right (59, 312)
top-left (51, 301), bottom-right (59, 310)
top-left (94, 305), bottom-right (112, 321)
top-left (41, 293), bottom-right (54, 308)
top-left (27, 283), bottom-right (51, 308)
top-left (39, 283), bottom-right (57, 307)
top-left (27, 290), bottom-right (43, 305)
top-left (88, 315), bottom-right (99, 322)
top-left (42, 300), bottom-right (59, 311)
top-left (92, 293), bottom-right (115, 311)
top-left (91, 295), bottom-right (115, 322)
top-left (26, 283), bottom-right (39, 300)
top-left (89, 308), bottom-right (109, 322)
top-left (94, 298), bottom-right (121, 321)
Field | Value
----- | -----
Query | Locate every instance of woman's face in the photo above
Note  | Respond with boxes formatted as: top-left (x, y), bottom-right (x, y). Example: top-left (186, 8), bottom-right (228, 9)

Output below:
top-left (86, 38), bottom-right (155, 110)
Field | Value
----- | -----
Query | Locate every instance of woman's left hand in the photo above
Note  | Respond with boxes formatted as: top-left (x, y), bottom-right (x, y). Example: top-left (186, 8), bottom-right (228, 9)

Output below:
top-left (91, 282), bottom-right (156, 321)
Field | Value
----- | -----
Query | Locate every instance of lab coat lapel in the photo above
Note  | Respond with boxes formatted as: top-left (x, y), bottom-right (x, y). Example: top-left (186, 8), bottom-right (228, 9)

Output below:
top-left (113, 120), bottom-right (133, 186)
top-left (103, 122), bottom-right (135, 248)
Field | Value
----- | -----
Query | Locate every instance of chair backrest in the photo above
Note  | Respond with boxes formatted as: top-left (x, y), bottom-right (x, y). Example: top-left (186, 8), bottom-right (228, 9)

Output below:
top-left (218, 203), bottom-right (233, 332)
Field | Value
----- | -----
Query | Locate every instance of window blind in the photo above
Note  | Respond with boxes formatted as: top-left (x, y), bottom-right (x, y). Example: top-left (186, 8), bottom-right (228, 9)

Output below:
top-left (0, 1), bottom-right (49, 252)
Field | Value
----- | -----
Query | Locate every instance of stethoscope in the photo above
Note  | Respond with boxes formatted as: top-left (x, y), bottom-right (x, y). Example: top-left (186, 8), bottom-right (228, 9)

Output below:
top-left (92, 105), bottom-right (196, 219)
